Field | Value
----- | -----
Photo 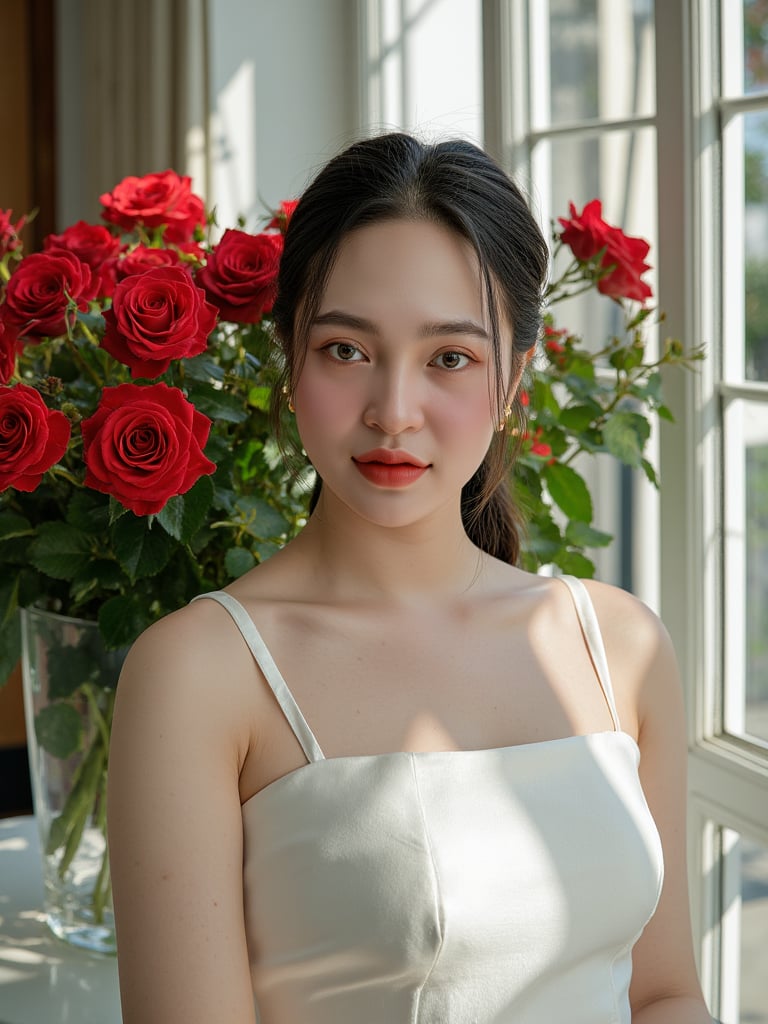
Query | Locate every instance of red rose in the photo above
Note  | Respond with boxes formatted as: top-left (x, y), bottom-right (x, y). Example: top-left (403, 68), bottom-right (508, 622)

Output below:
top-left (0, 383), bottom-right (71, 492)
top-left (523, 427), bottom-right (553, 459)
top-left (558, 200), bottom-right (611, 261)
top-left (100, 170), bottom-right (205, 244)
top-left (101, 266), bottom-right (217, 378)
top-left (44, 221), bottom-right (124, 297)
top-left (267, 199), bottom-right (299, 234)
top-left (3, 250), bottom-right (97, 341)
top-left (544, 327), bottom-right (566, 354)
top-left (81, 382), bottom-right (215, 515)
top-left (597, 226), bottom-right (653, 303)
top-left (0, 209), bottom-right (26, 258)
top-left (559, 200), bottom-right (652, 303)
top-left (197, 229), bottom-right (283, 322)
top-left (114, 245), bottom-right (185, 282)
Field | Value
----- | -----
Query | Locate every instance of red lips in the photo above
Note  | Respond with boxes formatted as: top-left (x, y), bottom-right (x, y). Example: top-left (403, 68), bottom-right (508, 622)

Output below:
top-left (352, 448), bottom-right (429, 487)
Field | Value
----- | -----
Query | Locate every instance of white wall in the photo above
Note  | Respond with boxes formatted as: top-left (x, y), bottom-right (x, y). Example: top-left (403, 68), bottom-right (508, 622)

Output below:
top-left (207, 0), bottom-right (484, 228)
top-left (207, 0), bottom-right (362, 229)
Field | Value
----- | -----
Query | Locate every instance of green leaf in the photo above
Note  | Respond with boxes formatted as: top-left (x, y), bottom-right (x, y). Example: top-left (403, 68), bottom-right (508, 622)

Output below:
top-left (0, 512), bottom-right (33, 541)
top-left (565, 521), bottom-right (613, 549)
top-left (603, 411), bottom-right (651, 468)
top-left (254, 541), bottom-right (281, 562)
top-left (108, 497), bottom-right (130, 524)
top-left (531, 376), bottom-right (561, 417)
top-left (157, 475), bottom-right (215, 544)
top-left (563, 373), bottom-right (603, 401)
top-left (66, 491), bottom-right (110, 533)
top-left (190, 383), bottom-right (250, 423)
top-left (112, 515), bottom-right (174, 582)
top-left (233, 495), bottom-right (290, 540)
top-left (641, 458), bottom-right (660, 488)
top-left (564, 354), bottom-right (596, 381)
top-left (523, 514), bottom-right (564, 562)
top-left (247, 385), bottom-right (272, 411)
top-left (642, 371), bottom-right (663, 403)
top-left (609, 344), bottom-right (644, 372)
top-left (98, 595), bottom-right (151, 649)
top-left (182, 355), bottom-right (226, 383)
top-left (224, 546), bottom-right (256, 578)
top-left (544, 462), bottom-right (593, 523)
top-left (558, 405), bottom-right (598, 432)
top-left (556, 550), bottom-right (596, 577)
top-left (35, 702), bottom-right (83, 759)
top-left (48, 645), bottom-right (100, 700)
top-left (28, 522), bottom-right (91, 581)
top-left (0, 578), bottom-right (19, 626)
top-left (657, 404), bottom-right (675, 422)
top-left (75, 310), bottom-right (106, 337)
top-left (70, 558), bottom-right (125, 596)
top-left (0, 612), bottom-right (21, 687)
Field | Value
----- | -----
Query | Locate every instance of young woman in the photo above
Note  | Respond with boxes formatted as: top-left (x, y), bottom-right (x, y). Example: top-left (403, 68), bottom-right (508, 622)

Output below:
top-left (107, 133), bottom-right (712, 1023)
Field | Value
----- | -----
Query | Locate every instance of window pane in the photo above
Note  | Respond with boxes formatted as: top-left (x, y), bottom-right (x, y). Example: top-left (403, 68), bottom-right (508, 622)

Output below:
top-left (745, 419), bottom-right (768, 744)
top-left (723, 399), bottom-right (768, 747)
top-left (745, 109), bottom-right (768, 380)
top-left (744, 0), bottom-right (768, 94)
top-left (546, 0), bottom-right (655, 127)
top-left (538, 127), bottom-right (657, 349)
top-left (717, 829), bottom-right (768, 1024)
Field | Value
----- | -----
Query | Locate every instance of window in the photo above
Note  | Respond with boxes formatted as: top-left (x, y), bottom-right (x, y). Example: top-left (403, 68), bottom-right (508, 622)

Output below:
top-left (483, 1), bottom-right (768, 1019)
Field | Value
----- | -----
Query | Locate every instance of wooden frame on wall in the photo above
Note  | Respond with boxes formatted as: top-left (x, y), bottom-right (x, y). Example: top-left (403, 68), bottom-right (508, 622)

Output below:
top-left (0, 0), bottom-right (56, 816)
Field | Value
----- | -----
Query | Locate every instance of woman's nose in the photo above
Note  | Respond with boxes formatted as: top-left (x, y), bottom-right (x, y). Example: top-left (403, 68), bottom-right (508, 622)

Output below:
top-left (362, 366), bottom-right (425, 436)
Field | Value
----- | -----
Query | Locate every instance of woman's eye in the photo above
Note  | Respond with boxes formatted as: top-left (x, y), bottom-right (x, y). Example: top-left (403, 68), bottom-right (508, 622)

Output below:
top-left (433, 351), bottom-right (470, 370)
top-left (326, 342), bottom-right (364, 362)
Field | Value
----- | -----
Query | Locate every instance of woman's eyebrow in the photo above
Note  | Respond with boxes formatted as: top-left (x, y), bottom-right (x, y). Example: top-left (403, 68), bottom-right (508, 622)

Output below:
top-left (312, 309), bottom-right (489, 340)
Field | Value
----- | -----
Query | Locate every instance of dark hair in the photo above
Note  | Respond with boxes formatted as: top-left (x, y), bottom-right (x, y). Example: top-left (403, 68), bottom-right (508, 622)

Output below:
top-left (271, 132), bottom-right (549, 564)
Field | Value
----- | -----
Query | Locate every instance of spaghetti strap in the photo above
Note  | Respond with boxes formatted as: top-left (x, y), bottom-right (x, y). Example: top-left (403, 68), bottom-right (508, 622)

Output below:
top-left (557, 575), bottom-right (622, 732)
top-left (191, 590), bottom-right (325, 763)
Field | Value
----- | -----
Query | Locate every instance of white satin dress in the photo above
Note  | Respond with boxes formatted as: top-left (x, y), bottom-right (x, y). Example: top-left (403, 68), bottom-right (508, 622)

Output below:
top-left (193, 575), bottom-right (664, 1023)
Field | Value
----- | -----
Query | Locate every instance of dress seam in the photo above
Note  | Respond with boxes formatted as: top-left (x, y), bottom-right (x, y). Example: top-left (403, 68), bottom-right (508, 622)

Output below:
top-left (609, 937), bottom-right (634, 1024)
top-left (409, 753), bottom-right (446, 1024)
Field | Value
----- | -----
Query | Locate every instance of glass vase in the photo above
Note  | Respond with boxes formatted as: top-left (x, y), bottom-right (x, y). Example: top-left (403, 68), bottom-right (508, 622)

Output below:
top-left (21, 606), bottom-right (126, 955)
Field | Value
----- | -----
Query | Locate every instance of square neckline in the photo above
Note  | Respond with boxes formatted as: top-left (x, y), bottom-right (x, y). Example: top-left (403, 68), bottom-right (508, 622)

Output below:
top-left (192, 575), bottom-right (626, 800)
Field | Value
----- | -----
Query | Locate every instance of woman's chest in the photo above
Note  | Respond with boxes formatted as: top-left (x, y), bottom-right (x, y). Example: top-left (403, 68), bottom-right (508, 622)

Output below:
top-left (242, 741), bottom-right (663, 1024)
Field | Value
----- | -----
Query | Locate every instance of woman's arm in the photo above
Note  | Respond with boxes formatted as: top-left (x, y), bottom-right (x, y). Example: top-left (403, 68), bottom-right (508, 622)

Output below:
top-left (107, 605), bottom-right (257, 1024)
top-left (586, 582), bottom-right (713, 1024)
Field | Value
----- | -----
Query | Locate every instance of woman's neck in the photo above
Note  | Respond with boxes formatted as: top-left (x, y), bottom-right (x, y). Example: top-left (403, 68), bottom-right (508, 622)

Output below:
top-left (286, 493), bottom-right (489, 607)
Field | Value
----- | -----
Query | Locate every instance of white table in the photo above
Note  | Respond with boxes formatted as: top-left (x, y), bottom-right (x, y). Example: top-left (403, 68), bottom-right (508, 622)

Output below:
top-left (0, 816), bottom-right (121, 1024)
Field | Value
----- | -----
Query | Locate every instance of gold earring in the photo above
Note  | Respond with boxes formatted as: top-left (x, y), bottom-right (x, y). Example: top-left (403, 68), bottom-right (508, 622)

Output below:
top-left (498, 402), bottom-right (512, 431)
top-left (282, 384), bottom-right (295, 413)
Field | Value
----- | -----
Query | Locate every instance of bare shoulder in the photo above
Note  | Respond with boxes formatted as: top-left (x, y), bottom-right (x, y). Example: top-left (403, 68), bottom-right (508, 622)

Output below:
top-left (577, 578), bottom-right (682, 734)
top-left (114, 595), bottom-right (261, 762)
top-left (578, 578), bottom-right (676, 668)
top-left (121, 596), bottom-right (245, 684)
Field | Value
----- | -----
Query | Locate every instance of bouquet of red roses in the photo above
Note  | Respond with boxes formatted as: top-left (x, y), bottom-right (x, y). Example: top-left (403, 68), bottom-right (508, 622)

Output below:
top-left (0, 171), bottom-right (305, 678)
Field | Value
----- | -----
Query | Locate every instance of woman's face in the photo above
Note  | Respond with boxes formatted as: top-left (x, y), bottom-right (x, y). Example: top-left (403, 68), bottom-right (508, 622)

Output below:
top-left (293, 218), bottom-right (516, 531)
